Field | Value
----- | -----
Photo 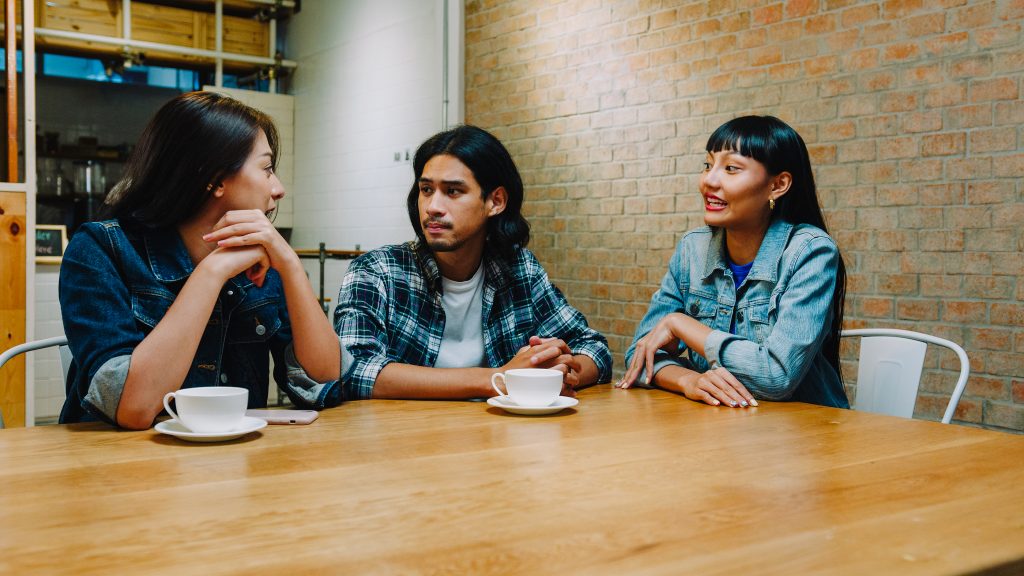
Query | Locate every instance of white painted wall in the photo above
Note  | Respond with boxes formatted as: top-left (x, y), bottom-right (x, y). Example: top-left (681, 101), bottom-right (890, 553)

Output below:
top-left (32, 265), bottom-right (65, 423)
top-left (284, 0), bottom-right (464, 316)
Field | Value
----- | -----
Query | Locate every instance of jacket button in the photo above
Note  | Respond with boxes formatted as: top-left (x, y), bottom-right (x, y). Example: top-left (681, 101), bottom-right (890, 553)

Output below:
top-left (689, 303), bottom-right (698, 315)
top-left (226, 290), bottom-right (234, 296)
top-left (220, 374), bottom-right (228, 383)
top-left (255, 325), bottom-right (266, 336)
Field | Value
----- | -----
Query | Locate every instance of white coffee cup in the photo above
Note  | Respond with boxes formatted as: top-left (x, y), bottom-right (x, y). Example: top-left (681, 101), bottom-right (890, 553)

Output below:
top-left (491, 368), bottom-right (563, 407)
top-left (162, 387), bottom-right (248, 433)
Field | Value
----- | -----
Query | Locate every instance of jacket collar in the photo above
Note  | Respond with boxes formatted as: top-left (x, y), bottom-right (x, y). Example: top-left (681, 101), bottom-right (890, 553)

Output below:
top-left (141, 226), bottom-right (248, 291)
top-left (702, 218), bottom-right (794, 284)
top-left (411, 239), bottom-right (512, 293)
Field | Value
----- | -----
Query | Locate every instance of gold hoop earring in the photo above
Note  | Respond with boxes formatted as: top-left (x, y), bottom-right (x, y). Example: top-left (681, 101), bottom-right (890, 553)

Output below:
top-left (769, 198), bottom-right (776, 211)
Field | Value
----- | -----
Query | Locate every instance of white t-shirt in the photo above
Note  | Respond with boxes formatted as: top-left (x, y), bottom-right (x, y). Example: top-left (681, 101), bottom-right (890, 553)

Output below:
top-left (434, 264), bottom-right (487, 369)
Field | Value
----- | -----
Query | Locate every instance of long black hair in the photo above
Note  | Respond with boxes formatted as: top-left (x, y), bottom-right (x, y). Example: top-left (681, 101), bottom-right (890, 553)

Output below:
top-left (104, 91), bottom-right (279, 228)
top-left (706, 115), bottom-right (847, 380)
top-left (406, 125), bottom-right (529, 260)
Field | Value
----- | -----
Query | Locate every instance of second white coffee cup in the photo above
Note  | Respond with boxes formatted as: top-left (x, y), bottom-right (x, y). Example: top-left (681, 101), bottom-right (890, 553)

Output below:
top-left (162, 386), bottom-right (248, 433)
top-left (491, 368), bottom-right (563, 407)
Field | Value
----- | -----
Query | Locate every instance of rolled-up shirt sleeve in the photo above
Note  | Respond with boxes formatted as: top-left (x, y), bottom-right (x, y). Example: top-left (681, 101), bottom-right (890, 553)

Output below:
top-left (270, 341), bottom-right (343, 409)
top-left (60, 224), bottom-right (148, 425)
top-left (333, 257), bottom-right (394, 399)
top-left (81, 355), bottom-right (131, 422)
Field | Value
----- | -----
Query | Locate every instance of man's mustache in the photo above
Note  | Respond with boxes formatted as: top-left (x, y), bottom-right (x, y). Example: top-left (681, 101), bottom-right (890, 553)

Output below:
top-left (423, 218), bottom-right (452, 229)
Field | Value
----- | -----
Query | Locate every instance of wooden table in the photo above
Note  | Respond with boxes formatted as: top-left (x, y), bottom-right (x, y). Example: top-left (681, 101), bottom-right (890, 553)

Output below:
top-left (2, 387), bottom-right (1022, 575)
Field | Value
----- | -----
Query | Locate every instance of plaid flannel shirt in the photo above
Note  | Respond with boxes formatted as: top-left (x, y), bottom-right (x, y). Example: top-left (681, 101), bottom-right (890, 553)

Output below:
top-left (334, 241), bottom-right (612, 399)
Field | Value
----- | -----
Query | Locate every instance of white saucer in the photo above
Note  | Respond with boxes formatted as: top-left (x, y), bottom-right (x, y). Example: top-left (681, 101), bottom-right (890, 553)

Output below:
top-left (154, 416), bottom-right (267, 442)
top-left (486, 395), bottom-right (579, 415)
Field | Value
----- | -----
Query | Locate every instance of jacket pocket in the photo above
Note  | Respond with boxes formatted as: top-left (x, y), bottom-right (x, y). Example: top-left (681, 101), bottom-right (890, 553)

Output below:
top-left (131, 288), bottom-right (176, 329)
top-left (683, 293), bottom-right (718, 322)
top-left (744, 298), bottom-right (773, 343)
top-left (227, 299), bottom-right (282, 344)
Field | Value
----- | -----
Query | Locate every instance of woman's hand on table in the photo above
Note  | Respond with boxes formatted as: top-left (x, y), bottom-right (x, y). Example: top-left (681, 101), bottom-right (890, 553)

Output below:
top-left (679, 367), bottom-right (757, 408)
top-left (617, 313), bottom-right (687, 389)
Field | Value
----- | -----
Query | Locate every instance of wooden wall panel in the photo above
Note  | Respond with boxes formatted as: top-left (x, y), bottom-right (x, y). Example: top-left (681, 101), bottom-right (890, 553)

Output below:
top-left (0, 191), bottom-right (26, 427)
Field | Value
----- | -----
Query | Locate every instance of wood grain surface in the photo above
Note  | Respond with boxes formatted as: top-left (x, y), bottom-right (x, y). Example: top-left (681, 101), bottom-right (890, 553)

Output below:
top-left (1, 386), bottom-right (1022, 575)
top-left (0, 191), bottom-right (26, 426)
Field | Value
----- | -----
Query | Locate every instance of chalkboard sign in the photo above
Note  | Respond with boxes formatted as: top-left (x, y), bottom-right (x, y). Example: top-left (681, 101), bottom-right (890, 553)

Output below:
top-left (35, 225), bottom-right (67, 264)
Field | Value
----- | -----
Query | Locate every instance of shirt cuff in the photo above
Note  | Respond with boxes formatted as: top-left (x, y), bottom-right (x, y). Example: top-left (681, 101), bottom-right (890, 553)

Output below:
top-left (83, 354), bottom-right (131, 423)
top-left (280, 343), bottom-right (338, 408)
top-left (703, 329), bottom-right (734, 369)
top-left (635, 356), bottom-right (684, 388)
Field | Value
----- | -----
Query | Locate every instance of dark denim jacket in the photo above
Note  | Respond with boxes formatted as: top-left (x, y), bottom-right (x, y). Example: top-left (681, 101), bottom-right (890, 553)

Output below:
top-left (59, 220), bottom-right (342, 426)
top-left (627, 219), bottom-right (849, 408)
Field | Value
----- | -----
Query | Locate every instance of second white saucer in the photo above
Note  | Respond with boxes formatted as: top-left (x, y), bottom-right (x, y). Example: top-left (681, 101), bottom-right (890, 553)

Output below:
top-left (155, 416), bottom-right (267, 442)
top-left (486, 395), bottom-right (579, 415)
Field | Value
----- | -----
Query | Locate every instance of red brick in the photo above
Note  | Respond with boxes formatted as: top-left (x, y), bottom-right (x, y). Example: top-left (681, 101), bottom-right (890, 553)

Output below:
top-left (965, 327), bottom-right (1014, 351)
top-left (897, 299), bottom-right (938, 320)
top-left (877, 274), bottom-right (918, 295)
top-left (942, 301), bottom-right (987, 323)
top-left (946, 104), bottom-right (994, 129)
top-left (918, 274), bottom-right (962, 297)
top-left (753, 3), bottom-right (784, 25)
top-left (925, 83), bottom-right (967, 108)
top-left (860, 297), bottom-right (895, 318)
top-left (841, 4), bottom-right (880, 27)
top-left (883, 42), bottom-right (920, 63)
top-left (923, 32), bottom-right (971, 57)
top-left (786, 0), bottom-right (819, 18)
top-left (970, 77), bottom-right (1020, 102)
top-left (901, 111), bottom-right (943, 133)
top-left (1012, 380), bottom-right (1024, 404)
top-left (921, 132), bottom-right (966, 156)
top-left (951, 54), bottom-right (994, 78)
top-left (983, 401), bottom-right (1024, 430)
top-left (963, 276), bottom-right (1015, 299)
top-left (990, 304), bottom-right (1024, 327)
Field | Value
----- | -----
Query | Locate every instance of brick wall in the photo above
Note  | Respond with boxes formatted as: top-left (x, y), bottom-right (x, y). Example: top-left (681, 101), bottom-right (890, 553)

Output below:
top-left (464, 0), bottom-right (1024, 431)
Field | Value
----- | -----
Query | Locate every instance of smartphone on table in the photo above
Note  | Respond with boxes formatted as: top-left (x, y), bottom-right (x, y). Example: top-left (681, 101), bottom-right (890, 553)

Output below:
top-left (245, 409), bottom-right (319, 425)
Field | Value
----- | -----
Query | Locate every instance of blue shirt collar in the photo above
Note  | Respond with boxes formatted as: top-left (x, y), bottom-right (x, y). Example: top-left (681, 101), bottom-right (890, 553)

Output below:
top-left (702, 218), bottom-right (794, 283)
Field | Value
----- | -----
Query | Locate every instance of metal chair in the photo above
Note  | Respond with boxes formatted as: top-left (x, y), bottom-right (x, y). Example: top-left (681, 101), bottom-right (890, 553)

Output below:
top-left (842, 328), bottom-right (970, 424)
top-left (0, 336), bottom-right (70, 428)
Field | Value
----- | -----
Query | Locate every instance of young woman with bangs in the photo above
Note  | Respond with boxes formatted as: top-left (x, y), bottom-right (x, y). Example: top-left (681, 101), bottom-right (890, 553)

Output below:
top-left (618, 115), bottom-right (849, 409)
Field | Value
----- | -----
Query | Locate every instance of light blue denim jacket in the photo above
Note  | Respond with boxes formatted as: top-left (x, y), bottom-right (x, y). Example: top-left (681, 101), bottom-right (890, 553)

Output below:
top-left (627, 219), bottom-right (849, 408)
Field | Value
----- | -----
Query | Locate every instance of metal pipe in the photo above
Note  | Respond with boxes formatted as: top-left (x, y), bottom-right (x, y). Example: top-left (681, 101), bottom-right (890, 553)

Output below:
top-left (23, 0), bottom-right (38, 426)
top-left (441, 0), bottom-right (448, 129)
top-left (268, 17), bottom-right (276, 93)
top-left (34, 28), bottom-right (298, 68)
top-left (6, 0), bottom-right (18, 181)
top-left (215, 0), bottom-right (223, 86)
top-left (122, 0), bottom-right (131, 41)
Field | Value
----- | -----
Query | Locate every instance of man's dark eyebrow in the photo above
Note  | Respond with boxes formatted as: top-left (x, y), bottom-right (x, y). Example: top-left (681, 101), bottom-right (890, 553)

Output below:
top-left (419, 177), bottom-right (468, 187)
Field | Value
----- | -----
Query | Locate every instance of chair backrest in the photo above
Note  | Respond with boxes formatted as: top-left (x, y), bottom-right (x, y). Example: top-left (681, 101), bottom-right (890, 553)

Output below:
top-left (842, 329), bottom-right (970, 424)
top-left (0, 336), bottom-right (71, 429)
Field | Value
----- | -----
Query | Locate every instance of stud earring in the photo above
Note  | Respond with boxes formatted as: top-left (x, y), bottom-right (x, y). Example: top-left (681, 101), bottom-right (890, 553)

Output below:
top-left (769, 198), bottom-right (776, 211)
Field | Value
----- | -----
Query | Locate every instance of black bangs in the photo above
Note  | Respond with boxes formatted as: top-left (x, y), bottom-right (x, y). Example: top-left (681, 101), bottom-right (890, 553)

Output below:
top-left (705, 115), bottom-right (792, 174)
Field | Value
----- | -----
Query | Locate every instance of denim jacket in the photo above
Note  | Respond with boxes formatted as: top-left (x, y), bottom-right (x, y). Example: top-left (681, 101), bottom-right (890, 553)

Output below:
top-left (627, 219), bottom-right (849, 408)
top-left (59, 220), bottom-right (342, 426)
